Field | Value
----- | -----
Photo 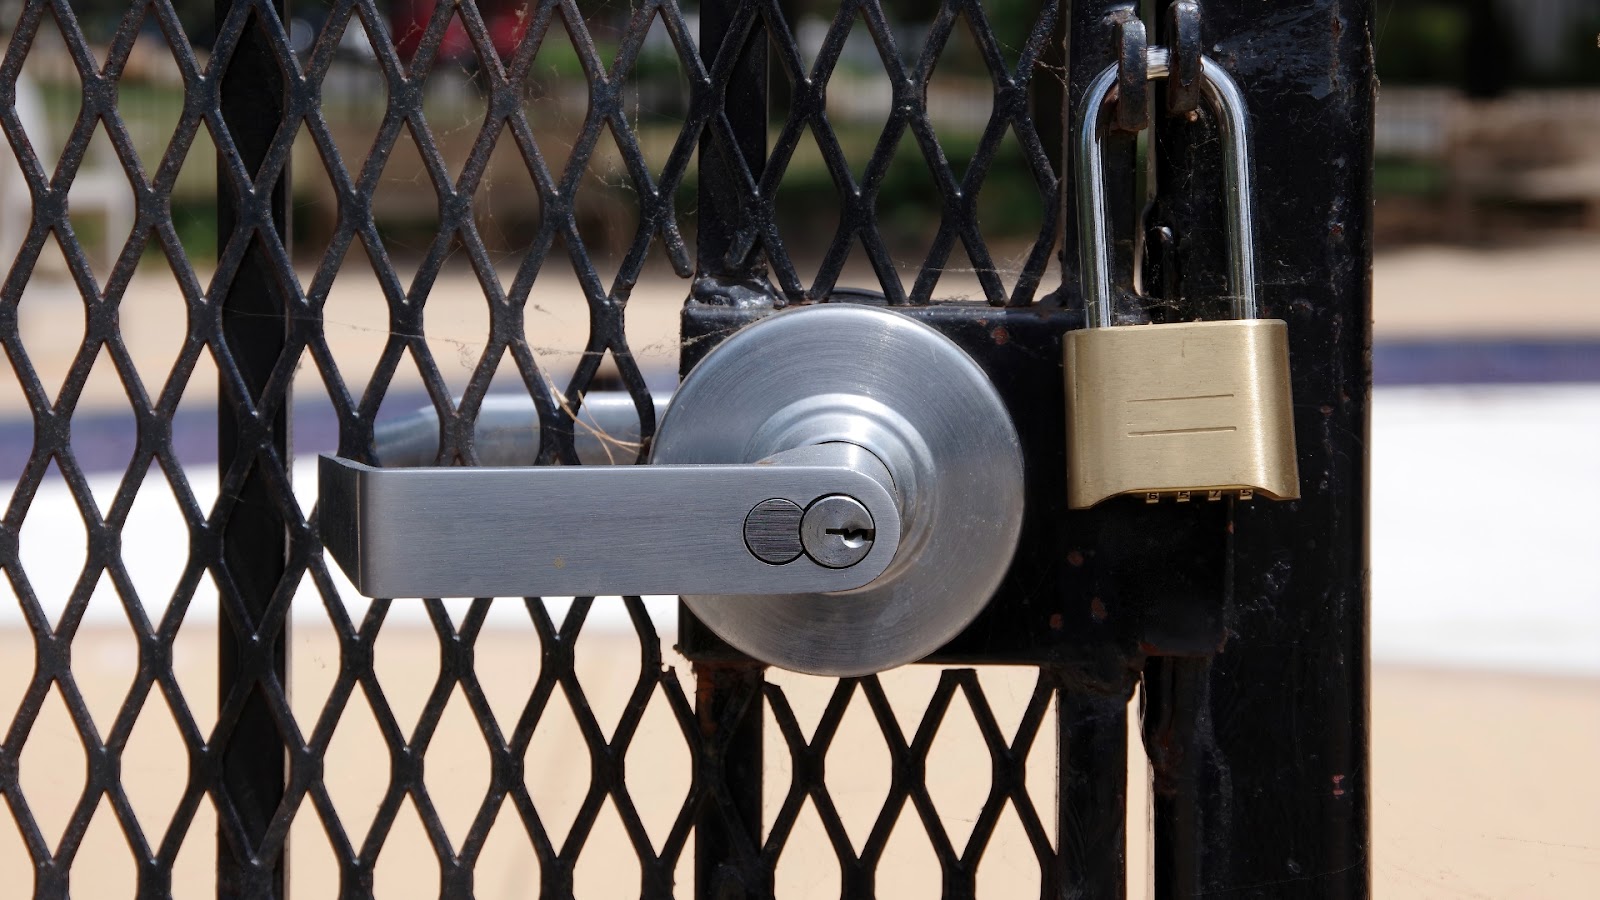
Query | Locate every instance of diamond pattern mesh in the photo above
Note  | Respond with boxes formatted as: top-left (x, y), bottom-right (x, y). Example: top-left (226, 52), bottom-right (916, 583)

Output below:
top-left (0, 0), bottom-right (1098, 895)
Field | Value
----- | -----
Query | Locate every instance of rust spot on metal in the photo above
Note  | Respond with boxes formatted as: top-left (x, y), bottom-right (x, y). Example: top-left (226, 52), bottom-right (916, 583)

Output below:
top-left (692, 661), bottom-right (764, 737)
top-left (1332, 773), bottom-right (1346, 797)
top-left (990, 326), bottom-right (1010, 345)
top-left (1066, 548), bottom-right (1085, 567)
top-left (1049, 613), bottom-right (1064, 630)
top-left (1090, 597), bottom-right (1108, 622)
top-left (694, 671), bottom-right (717, 733)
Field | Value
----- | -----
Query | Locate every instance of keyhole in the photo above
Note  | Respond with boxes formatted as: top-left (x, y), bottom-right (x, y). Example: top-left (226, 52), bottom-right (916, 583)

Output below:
top-left (800, 495), bottom-right (878, 569)
top-left (825, 527), bottom-right (874, 547)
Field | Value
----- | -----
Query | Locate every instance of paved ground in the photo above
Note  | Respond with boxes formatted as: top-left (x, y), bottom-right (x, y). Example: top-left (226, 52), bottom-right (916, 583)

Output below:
top-left (1371, 235), bottom-right (1600, 337)
top-left (3, 628), bottom-right (1596, 898)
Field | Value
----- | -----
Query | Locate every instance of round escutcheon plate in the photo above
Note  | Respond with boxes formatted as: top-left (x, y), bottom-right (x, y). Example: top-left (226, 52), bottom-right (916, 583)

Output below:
top-left (653, 304), bottom-right (1024, 676)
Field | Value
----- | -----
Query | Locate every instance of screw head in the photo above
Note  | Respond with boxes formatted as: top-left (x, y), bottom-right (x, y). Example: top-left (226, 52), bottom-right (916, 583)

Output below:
top-left (800, 495), bottom-right (876, 569)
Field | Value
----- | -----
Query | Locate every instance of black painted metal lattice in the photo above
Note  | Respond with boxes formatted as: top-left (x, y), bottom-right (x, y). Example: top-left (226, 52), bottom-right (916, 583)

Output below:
top-left (0, 0), bottom-right (1111, 895)
top-left (0, 0), bottom-right (1376, 893)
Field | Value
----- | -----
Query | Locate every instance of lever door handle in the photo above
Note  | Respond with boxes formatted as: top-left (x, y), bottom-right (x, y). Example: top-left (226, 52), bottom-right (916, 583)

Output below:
top-left (319, 442), bottom-right (901, 598)
top-left (316, 304), bottom-right (1023, 676)
top-left (373, 392), bottom-right (670, 467)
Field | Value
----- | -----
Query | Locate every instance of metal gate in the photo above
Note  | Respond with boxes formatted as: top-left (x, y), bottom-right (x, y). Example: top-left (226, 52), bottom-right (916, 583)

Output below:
top-left (0, 0), bottom-right (1373, 896)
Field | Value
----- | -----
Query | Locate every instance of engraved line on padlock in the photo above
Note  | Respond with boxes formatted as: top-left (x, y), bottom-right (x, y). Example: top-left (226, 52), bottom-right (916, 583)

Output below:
top-left (1065, 46), bottom-right (1300, 509)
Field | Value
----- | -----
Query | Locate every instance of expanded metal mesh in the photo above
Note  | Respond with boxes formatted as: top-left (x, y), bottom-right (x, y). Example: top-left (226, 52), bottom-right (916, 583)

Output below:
top-left (0, 0), bottom-right (1098, 895)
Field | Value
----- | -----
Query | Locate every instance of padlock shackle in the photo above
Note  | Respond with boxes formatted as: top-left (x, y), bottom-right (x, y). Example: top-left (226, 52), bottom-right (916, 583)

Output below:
top-left (1077, 46), bottom-right (1257, 328)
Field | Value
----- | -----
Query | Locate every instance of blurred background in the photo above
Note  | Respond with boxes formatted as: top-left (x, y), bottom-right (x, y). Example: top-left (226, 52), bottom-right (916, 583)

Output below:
top-left (0, 0), bottom-right (1596, 896)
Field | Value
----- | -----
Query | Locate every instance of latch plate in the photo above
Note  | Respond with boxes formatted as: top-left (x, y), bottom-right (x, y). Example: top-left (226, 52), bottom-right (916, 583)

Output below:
top-left (678, 301), bottom-right (1231, 684)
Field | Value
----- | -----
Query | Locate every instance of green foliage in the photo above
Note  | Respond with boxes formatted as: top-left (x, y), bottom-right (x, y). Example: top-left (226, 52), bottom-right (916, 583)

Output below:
top-left (527, 32), bottom-right (603, 81)
top-left (134, 198), bottom-right (217, 269)
top-left (1373, 156), bottom-right (1447, 197)
top-left (631, 46), bottom-right (685, 85)
top-left (1376, 3), bottom-right (1470, 85)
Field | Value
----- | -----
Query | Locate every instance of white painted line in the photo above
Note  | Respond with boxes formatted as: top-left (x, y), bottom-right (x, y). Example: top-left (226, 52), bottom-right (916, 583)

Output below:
top-left (1371, 384), bottom-right (1600, 676)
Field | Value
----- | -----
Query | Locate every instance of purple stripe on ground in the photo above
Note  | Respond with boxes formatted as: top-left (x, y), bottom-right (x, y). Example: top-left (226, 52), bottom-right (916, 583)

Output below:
top-left (5, 344), bottom-right (1597, 474)
top-left (1374, 340), bottom-right (1600, 386)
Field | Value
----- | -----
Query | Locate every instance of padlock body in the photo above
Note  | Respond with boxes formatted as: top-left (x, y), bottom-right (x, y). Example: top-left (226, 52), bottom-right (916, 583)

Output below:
top-left (1065, 319), bottom-right (1299, 508)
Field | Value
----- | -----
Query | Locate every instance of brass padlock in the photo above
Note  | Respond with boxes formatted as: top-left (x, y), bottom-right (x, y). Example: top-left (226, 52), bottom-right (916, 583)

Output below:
top-left (1065, 48), bottom-right (1299, 509)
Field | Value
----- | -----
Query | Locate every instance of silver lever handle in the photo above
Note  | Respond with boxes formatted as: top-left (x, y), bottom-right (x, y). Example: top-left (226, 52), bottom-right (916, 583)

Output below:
top-left (318, 442), bottom-right (902, 598)
top-left (316, 304), bottom-right (1024, 677)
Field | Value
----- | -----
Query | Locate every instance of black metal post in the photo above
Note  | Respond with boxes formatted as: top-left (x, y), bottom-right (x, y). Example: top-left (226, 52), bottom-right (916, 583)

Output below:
top-left (216, 0), bottom-right (291, 895)
top-left (691, 0), bottom-right (770, 895)
top-left (1143, 1), bottom-right (1374, 896)
top-left (1140, 655), bottom-right (1208, 893)
top-left (692, 0), bottom-right (773, 302)
top-left (692, 663), bottom-right (767, 900)
top-left (1058, 689), bottom-right (1130, 898)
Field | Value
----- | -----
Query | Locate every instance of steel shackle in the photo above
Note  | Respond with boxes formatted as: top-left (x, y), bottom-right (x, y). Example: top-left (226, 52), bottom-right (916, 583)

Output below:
top-left (1077, 46), bottom-right (1258, 327)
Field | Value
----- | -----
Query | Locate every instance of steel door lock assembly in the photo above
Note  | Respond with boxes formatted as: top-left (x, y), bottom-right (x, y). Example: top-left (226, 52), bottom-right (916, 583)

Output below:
top-left (319, 45), bottom-right (1302, 677)
top-left (321, 305), bottom-right (1024, 676)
